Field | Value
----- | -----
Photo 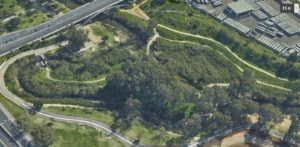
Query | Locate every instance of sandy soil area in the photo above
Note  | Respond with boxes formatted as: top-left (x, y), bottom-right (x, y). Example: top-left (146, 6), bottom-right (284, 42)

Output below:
top-left (121, 0), bottom-right (150, 21)
top-left (221, 131), bottom-right (247, 147)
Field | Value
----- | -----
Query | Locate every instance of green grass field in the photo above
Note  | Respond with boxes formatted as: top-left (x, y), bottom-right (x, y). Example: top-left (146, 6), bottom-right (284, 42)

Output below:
top-left (43, 106), bottom-right (181, 146)
top-left (0, 0), bottom-right (16, 15)
top-left (123, 120), bottom-right (180, 146)
top-left (0, 94), bottom-right (124, 147)
top-left (18, 11), bottom-right (48, 29)
top-left (115, 11), bottom-right (149, 29)
top-left (43, 107), bottom-right (115, 126)
top-left (90, 23), bottom-right (117, 43)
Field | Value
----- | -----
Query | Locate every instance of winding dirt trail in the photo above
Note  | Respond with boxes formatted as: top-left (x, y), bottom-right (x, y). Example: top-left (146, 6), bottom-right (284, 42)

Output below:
top-left (153, 29), bottom-right (291, 91)
top-left (146, 28), bottom-right (160, 55)
top-left (157, 24), bottom-right (289, 82)
top-left (45, 68), bottom-right (106, 84)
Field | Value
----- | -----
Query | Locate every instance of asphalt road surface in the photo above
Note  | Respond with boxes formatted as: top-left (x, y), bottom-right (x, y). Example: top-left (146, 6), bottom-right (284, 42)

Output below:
top-left (0, 127), bottom-right (18, 147)
top-left (0, 0), bottom-right (124, 56)
top-left (0, 104), bottom-right (33, 147)
top-left (0, 44), bottom-right (135, 147)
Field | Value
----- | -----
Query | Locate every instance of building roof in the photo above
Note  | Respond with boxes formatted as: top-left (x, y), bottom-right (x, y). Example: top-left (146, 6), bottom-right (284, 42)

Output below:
top-left (227, 0), bottom-right (253, 15)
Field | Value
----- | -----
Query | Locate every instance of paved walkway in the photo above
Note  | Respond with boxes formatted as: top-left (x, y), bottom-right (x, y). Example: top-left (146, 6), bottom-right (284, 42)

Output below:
top-left (0, 43), bottom-right (135, 147)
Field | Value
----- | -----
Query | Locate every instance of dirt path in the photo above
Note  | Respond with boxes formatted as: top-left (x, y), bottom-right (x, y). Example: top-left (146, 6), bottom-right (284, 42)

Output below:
top-left (157, 32), bottom-right (291, 91)
top-left (45, 68), bottom-right (106, 84)
top-left (120, 0), bottom-right (150, 21)
top-left (206, 83), bottom-right (229, 88)
top-left (157, 24), bottom-right (288, 82)
top-left (256, 80), bottom-right (291, 91)
top-left (161, 37), bottom-right (198, 45)
top-left (221, 130), bottom-right (248, 147)
top-left (146, 28), bottom-right (160, 55)
top-left (43, 104), bottom-right (93, 109)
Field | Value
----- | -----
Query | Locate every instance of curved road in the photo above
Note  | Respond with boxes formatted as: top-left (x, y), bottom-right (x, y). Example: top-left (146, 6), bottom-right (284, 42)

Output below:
top-left (0, 44), bottom-right (135, 147)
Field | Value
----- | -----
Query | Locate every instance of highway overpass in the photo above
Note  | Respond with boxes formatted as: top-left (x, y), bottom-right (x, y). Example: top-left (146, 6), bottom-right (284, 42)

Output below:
top-left (0, 0), bottom-right (126, 56)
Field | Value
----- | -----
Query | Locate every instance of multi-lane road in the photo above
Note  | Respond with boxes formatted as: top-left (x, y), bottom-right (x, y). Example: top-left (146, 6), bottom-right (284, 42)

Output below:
top-left (0, 127), bottom-right (19, 147)
top-left (0, 0), bottom-right (125, 56)
top-left (0, 104), bottom-right (33, 147)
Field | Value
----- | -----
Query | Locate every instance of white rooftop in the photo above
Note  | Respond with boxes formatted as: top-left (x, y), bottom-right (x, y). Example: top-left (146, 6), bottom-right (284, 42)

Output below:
top-left (227, 0), bottom-right (253, 15)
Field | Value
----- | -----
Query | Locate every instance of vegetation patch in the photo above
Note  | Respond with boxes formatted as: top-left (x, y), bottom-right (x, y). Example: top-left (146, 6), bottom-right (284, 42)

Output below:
top-left (141, 0), bottom-right (300, 81)
top-left (0, 94), bottom-right (124, 147)
top-left (156, 24), bottom-right (291, 88)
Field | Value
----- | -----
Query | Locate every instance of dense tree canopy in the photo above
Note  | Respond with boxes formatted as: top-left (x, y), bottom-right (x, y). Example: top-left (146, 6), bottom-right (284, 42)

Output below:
top-left (31, 125), bottom-right (54, 147)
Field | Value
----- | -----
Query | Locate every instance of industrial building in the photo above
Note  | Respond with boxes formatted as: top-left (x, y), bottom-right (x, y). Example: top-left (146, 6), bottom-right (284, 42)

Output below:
top-left (224, 0), bottom-right (253, 17)
top-left (188, 0), bottom-right (300, 56)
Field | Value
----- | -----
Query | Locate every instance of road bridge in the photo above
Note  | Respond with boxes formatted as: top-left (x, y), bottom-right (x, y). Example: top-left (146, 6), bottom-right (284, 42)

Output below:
top-left (0, 0), bottom-right (128, 56)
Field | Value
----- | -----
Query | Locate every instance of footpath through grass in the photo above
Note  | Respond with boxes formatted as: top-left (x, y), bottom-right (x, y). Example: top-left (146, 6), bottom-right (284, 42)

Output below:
top-left (0, 94), bottom-right (124, 147)
top-left (43, 106), bottom-right (181, 146)
top-left (156, 25), bottom-right (291, 89)
top-left (43, 106), bottom-right (115, 126)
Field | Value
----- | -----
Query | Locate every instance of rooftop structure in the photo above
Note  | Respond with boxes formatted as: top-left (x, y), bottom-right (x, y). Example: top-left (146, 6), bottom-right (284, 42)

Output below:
top-left (256, 1), bottom-right (280, 17)
top-left (216, 13), bottom-right (227, 21)
top-left (245, 0), bottom-right (260, 10)
top-left (224, 18), bottom-right (251, 34)
top-left (257, 36), bottom-right (289, 54)
top-left (252, 10), bottom-right (268, 20)
top-left (271, 14), bottom-right (300, 36)
top-left (225, 0), bottom-right (253, 17)
top-left (186, 0), bottom-right (300, 57)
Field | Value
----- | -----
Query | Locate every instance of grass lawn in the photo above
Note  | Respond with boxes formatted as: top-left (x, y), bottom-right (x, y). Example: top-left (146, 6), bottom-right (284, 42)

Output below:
top-left (123, 120), bottom-right (181, 146)
top-left (42, 106), bottom-right (181, 146)
top-left (0, 0), bottom-right (16, 15)
top-left (89, 23), bottom-right (117, 44)
top-left (0, 94), bottom-right (124, 147)
top-left (91, 25), bottom-right (106, 37)
top-left (18, 11), bottom-right (48, 29)
top-left (0, 86), bottom-right (179, 146)
top-left (115, 11), bottom-right (148, 30)
top-left (0, 93), bottom-right (24, 119)
top-left (50, 123), bottom-right (124, 147)
top-left (43, 107), bottom-right (115, 126)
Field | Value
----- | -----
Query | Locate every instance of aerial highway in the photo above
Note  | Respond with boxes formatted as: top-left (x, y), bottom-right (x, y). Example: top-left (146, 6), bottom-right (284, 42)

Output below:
top-left (0, 0), bottom-right (126, 56)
